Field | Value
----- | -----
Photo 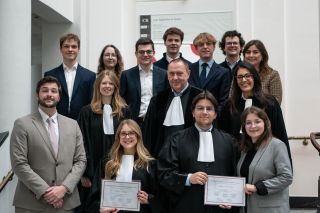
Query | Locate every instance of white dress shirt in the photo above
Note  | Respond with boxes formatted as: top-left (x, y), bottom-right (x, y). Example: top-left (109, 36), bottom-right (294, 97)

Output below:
top-left (63, 62), bottom-right (78, 108)
top-left (139, 65), bottom-right (153, 118)
top-left (38, 107), bottom-right (59, 139)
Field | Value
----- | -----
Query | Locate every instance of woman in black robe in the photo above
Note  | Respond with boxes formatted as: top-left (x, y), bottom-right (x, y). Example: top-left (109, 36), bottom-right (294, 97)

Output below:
top-left (100, 119), bottom-right (163, 213)
top-left (77, 71), bottom-right (130, 212)
top-left (218, 61), bottom-right (292, 163)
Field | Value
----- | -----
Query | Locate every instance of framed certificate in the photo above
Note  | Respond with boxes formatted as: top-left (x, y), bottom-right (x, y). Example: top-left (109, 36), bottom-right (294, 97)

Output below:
top-left (204, 175), bottom-right (245, 206)
top-left (100, 180), bottom-right (141, 211)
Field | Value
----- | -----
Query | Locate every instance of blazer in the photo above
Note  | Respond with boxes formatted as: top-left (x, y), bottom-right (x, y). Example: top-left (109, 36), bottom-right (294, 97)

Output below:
top-left (120, 65), bottom-right (168, 120)
top-left (153, 53), bottom-right (192, 70)
top-left (189, 61), bottom-right (231, 112)
top-left (237, 138), bottom-right (292, 213)
top-left (10, 112), bottom-right (87, 211)
top-left (44, 64), bottom-right (96, 120)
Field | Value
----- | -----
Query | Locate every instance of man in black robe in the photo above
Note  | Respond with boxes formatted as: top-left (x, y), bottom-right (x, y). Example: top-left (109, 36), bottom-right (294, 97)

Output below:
top-left (143, 58), bottom-right (202, 158)
top-left (157, 91), bottom-right (238, 213)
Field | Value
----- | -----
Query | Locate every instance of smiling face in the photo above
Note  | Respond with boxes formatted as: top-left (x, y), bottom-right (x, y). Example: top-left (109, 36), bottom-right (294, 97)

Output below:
top-left (135, 44), bottom-right (154, 67)
top-left (244, 113), bottom-right (265, 143)
top-left (167, 60), bottom-right (190, 93)
top-left (236, 67), bottom-right (254, 98)
top-left (224, 36), bottom-right (241, 58)
top-left (103, 47), bottom-right (118, 70)
top-left (119, 124), bottom-right (138, 154)
top-left (196, 41), bottom-right (215, 62)
top-left (60, 39), bottom-right (79, 64)
top-left (37, 82), bottom-right (60, 108)
top-left (99, 75), bottom-right (115, 98)
top-left (192, 99), bottom-right (217, 130)
top-left (165, 34), bottom-right (182, 57)
top-left (244, 44), bottom-right (263, 69)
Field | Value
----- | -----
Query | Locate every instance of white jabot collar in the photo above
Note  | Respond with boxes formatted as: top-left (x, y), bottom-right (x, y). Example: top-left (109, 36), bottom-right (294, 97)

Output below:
top-left (116, 155), bottom-right (134, 182)
top-left (103, 104), bottom-right (114, 135)
top-left (163, 96), bottom-right (184, 126)
top-left (195, 124), bottom-right (215, 162)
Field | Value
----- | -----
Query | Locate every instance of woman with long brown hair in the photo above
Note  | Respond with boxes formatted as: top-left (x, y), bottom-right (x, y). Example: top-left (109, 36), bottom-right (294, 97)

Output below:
top-left (97, 44), bottom-right (124, 78)
top-left (77, 70), bottom-right (130, 212)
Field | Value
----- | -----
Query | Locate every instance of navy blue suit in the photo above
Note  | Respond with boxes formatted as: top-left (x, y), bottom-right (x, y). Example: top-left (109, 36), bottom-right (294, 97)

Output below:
top-left (220, 59), bottom-right (242, 83)
top-left (189, 61), bottom-right (231, 112)
top-left (120, 65), bottom-right (168, 121)
top-left (44, 64), bottom-right (96, 120)
top-left (154, 53), bottom-right (192, 70)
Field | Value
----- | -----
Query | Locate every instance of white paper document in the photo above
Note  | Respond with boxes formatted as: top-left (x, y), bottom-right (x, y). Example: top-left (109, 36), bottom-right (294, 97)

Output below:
top-left (100, 180), bottom-right (141, 211)
top-left (204, 175), bottom-right (246, 206)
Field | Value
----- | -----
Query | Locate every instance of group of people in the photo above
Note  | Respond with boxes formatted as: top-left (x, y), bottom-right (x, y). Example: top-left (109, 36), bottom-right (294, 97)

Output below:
top-left (10, 27), bottom-right (292, 213)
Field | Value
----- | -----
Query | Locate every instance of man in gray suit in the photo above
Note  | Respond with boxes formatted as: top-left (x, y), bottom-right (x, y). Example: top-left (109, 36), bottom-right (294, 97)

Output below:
top-left (10, 76), bottom-right (86, 213)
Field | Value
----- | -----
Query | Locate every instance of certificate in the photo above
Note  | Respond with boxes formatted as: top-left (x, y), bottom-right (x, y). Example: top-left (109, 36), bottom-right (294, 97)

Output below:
top-left (100, 180), bottom-right (141, 211)
top-left (204, 175), bottom-right (245, 206)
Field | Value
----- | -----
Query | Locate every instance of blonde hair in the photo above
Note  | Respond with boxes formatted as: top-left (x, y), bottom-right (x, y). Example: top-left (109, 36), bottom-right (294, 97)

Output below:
top-left (105, 119), bottom-right (154, 179)
top-left (90, 70), bottom-right (127, 118)
top-left (193, 32), bottom-right (217, 48)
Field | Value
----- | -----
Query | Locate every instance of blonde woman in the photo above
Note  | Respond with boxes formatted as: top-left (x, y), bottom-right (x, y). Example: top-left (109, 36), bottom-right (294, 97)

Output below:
top-left (77, 71), bottom-right (130, 212)
top-left (101, 119), bottom-right (161, 213)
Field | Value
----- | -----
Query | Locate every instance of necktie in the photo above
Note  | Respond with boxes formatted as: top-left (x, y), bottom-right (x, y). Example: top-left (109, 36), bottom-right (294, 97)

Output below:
top-left (200, 63), bottom-right (208, 87)
top-left (47, 118), bottom-right (58, 157)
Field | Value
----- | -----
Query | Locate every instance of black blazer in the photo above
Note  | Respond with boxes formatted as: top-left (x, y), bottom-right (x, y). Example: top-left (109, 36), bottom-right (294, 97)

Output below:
top-left (120, 65), bottom-right (168, 120)
top-left (44, 64), bottom-right (96, 120)
top-left (189, 61), bottom-right (231, 112)
top-left (153, 53), bottom-right (192, 70)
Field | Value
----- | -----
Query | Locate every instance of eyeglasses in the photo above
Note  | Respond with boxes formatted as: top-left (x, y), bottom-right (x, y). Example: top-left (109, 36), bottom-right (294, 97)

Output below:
top-left (195, 106), bottom-right (215, 112)
top-left (226, 41), bottom-right (239, 46)
top-left (137, 50), bottom-right (153, 55)
top-left (119, 131), bottom-right (136, 138)
top-left (236, 74), bottom-right (253, 80)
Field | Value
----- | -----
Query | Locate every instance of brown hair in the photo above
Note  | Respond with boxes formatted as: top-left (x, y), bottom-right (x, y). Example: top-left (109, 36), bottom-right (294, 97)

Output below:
top-left (59, 33), bottom-right (80, 48)
top-left (193, 32), bottom-right (217, 48)
top-left (163, 27), bottom-right (184, 42)
top-left (90, 71), bottom-right (127, 118)
top-left (97, 44), bottom-right (124, 78)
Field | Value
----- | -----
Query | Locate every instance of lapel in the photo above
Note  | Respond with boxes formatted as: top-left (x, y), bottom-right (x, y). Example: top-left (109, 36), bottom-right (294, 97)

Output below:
top-left (203, 62), bottom-right (219, 87)
top-left (152, 67), bottom-right (160, 96)
top-left (56, 114), bottom-right (67, 160)
top-left (132, 66), bottom-right (141, 98)
top-left (56, 65), bottom-right (68, 95)
top-left (191, 62), bottom-right (201, 86)
top-left (31, 112), bottom-right (57, 159)
top-left (248, 142), bottom-right (270, 183)
top-left (72, 65), bottom-right (82, 100)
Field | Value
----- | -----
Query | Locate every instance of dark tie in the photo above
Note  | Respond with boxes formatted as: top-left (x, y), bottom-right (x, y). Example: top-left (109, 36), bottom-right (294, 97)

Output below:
top-left (200, 63), bottom-right (208, 87)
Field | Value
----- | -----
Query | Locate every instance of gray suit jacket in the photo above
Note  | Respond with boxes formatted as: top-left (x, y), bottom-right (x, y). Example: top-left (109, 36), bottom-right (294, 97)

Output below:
top-left (237, 137), bottom-right (292, 213)
top-left (10, 112), bottom-right (86, 211)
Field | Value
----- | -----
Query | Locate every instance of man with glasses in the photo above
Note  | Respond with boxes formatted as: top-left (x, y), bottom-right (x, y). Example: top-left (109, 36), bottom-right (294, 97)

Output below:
top-left (120, 37), bottom-right (168, 126)
top-left (157, 91), bottom-right (237, 213)
top-left (219, 30), bottom-right (246, 82)
top-left (189, 32), bottom-right (230, 113)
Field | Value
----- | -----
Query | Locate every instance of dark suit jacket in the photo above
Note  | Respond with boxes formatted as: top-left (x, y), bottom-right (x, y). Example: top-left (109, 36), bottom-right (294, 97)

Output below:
top-left (154, 53), bottom-right (192, 70)
top-left (189, 61), bottom-right (231, 112)
top-left (220, 59), bottom-right (242, 83)
top-left (44, 64), bottom-right (96, 120)
top-left (120, 65), bottom-right (168, 120)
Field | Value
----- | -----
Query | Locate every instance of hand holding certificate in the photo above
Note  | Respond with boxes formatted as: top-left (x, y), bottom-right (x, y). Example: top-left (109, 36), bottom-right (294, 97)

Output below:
top-left (101, 180), bottom-right (141, 211)
top-left (204, 175), bottom-right (246, 206)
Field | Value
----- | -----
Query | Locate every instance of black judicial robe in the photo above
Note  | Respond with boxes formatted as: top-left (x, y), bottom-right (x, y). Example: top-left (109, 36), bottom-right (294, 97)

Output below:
top-left (86, 160), bottom-right (164, 213)
top-left (143, 85), bottom-right (202, 157)
top-left (218, 95), bottom-right (292, 163)
top-left (77, 105), bottom-right (130, 212)
top-left (157, 126), bottom-right (238, 213)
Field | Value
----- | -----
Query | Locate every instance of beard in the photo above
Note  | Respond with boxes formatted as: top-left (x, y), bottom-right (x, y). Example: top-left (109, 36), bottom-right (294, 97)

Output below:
top-left (38, 98), bottom-right (59, 108)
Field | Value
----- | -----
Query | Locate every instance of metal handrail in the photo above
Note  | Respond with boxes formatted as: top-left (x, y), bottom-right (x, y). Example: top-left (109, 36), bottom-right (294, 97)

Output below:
top-left (288, 136), bottom-right (310, 146)
top-left (0, 170), bottom-right (14, 193)
top-left (310, 132), bottom-right (320, 155)
top-left (0, 131), bottom-right (9, 148)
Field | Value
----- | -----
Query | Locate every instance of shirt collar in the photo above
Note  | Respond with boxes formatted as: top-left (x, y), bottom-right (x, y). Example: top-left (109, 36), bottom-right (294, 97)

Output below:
top-left (226, 57), bottom-right (240, 68)
top-left (166, 53), bottom-right (181, 62)
top-left (172, 83), bottom-right (189, 96)
top-left (38, 107), bottom-right (58, 123)
top-left (139, 64), bottom-right (153, 73)
top-left (194, 123), bottom-right (213, 132)
top-left (63, 62), bottom-right (78, 72)
top-left (199, 60), bottom-right (214, 69)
